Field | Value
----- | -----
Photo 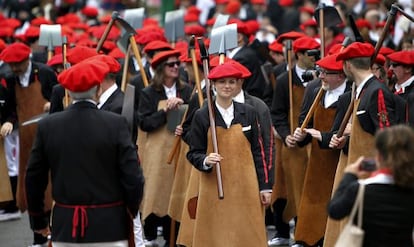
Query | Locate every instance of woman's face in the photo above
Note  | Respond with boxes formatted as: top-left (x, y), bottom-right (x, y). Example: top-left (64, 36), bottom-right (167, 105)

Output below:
top-left (163, 56), bottom-right (180, 80)
top-left (213, 77), bottom-right (238, 100)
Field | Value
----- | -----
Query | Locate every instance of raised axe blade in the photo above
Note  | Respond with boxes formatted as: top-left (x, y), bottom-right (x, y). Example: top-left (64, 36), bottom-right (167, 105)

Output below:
top-left (117, 32), bottom-right (131, 54)
top-left (39, 24), bottom-right (62, 50)
top-left (121, 84), bottom-right (136, 133)
top-left (209, 23), bottom-right (238, 55)
top-left (314, 4), bottom-right (342, 27)
top-left (123, 8), bottom-right (145, 31)
top-left (212, 14), bottom-right (230, 30)
top-left (115, 15), bottom-right (137, 36)
top-left (348, 14), bottom-right (364, 43)
top-left (165, 9), bottom-right (185, 43)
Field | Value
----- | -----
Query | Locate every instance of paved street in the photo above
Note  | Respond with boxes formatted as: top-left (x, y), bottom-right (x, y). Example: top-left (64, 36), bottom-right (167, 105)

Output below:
top-left (0, 213), bottom-right (280, 246)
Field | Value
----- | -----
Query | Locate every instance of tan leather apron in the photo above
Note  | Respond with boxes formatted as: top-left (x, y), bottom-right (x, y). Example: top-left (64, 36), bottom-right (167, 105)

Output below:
top-left (323, 99), bottom-right (375, 247)
top-left (0, 140), bottom-right (12, 203)
top-left (168, 140), bottom-right (192, 221)
top-left (281, 85), bottom-right (309, 222)
top-left (295, 102), bottom-right (340, 245)
top-left (140, 100), bottom-right (175, 220)
top-left (15, 76), bottom-right (52, 212)
top-left (192, 125), bottom-right (267, 247)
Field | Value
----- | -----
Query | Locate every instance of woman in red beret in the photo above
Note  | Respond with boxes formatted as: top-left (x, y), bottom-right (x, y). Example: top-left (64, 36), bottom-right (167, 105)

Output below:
top-left (137, 49), bottom-right (192, 246)
top-left (186, 62), bottom-right (271, 247)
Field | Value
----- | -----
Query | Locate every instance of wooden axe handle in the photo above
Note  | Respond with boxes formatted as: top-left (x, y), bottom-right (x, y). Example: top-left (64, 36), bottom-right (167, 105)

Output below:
top-left (190, 48), bottom-right (204, 107)
top-left (129, 36), bottom-right (149, 87)
top-left (121, 44), bottom-right (131, 93)
top-left (300, 86), bottom-right (324, 131)
top-left (96, 18), bottom-right (116, 53)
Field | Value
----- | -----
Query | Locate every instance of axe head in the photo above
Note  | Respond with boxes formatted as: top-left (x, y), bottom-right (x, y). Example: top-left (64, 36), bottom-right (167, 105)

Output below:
top-left (123, 8), bottom-right (145, 30)
top-left (165, 9), bottom-right (185, 43)
top-left (212, 14), bottom-right (230, 30)
top-left (314, 4), bottom-right (342, 27)
top-left (39, 24), bottom-right (62, 50)
top-left (116, 32), bottom-right (131, 54)
top-left (209, 23), bottom-right (238, 55)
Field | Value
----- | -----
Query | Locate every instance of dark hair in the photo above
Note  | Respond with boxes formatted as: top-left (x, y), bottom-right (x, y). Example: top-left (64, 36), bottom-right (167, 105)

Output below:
top-left (375, 125), bottom-right (414, 189)
top-left (150, 59), bottom-right (185, 91)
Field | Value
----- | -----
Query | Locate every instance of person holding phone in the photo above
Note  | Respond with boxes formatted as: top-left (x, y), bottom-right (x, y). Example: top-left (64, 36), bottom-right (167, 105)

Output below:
top-left (328, 125), bottom-right (414, 247)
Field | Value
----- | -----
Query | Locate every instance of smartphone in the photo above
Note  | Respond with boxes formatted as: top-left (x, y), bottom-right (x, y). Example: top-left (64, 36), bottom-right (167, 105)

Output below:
top-left (359, 158), bottom-right (377, 171)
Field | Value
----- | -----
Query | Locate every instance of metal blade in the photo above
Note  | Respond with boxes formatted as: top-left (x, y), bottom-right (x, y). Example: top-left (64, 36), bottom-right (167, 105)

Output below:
top-left (121, 84), bottom-right (136, 133)
top-left (212, 14), bottom-right (229, 30)
top-left (21, 112), bottom-right (49, 127)
top-left (123, 8), bottom-right (145, 30)
top-left (314, 4), bottom-right (342, 27)
top-left (39, 24), bottom-right (62, 50)
top-left (165, 9), bottom-right (185, 43)
top-left (209, 23), bottom-right (238, 55)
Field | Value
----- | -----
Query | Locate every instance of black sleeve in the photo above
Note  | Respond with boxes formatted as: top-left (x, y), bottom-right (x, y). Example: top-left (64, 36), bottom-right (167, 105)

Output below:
top-left (138, 89), bottom-right (167, 132)
top-left (26, 122), bottom-right (50, 230)
top-left (49, 84), bottom-right (64, 114)
top-left (327, 173), bottom-right (359, 220)
top-left (182, 94), bottom-right (202, 145)
top-left (38, 65), bottom-right (58, 101)
top-left (271, 73), bottom-right (290, 142)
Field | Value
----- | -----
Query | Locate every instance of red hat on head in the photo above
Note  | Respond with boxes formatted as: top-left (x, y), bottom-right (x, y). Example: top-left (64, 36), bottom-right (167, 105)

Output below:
top-left (231, 60), bottom-right (251, 78)
top-left (375, 54), bottom-right (385, 66)
top-left (185, 25), bottom-right (206, 36)
top-left (279, 0), bottom-right (294, 7)
top-left (355, 19), bottom-right (371, 30)
top-left (0, 18), bottom-right (21, 30)
top-left (143, 40), bottom-right (173, 53)
top-left (184, 13), bottom-right (199, 23)
top-left (77, 38), bottom-right (97, 48)
top-left (300, 19), bottom-right (317, 31)
top-left (210, 56), bottom-right (232, 68)
top-left (336, 42), bottom-right (375, 61)
top-left (251, 0), bottom-right (265, 4)
top-left (187, 6), bottom-right (202, 16)
top-left (67, 46), bottom-right (98, 65)
top-left (31, 17), bottom-right (52, 26)
top-left (206, 18), bottom-right (216, 27)
top-left (102, 40), bottom-right (116, 52)
top-left (100, 15), bottom-right (111, 24)
top-left (0, 39), bottom-right (6, 53)
top-left (57, 13), bottom-right (81, 24)
top-left (151, 49), bottom-right (181, 69)
top-left (0, 27), bottom-right (14, 38)
top-left (58, 60), bottom-right (110, 92)
top-left (216, 0), bottom-right (230, 4)
top-left (269, 41), bottom-right (284, 53)
top-left (108, 47), bottom-right (125, 59)
top-left (135, 31), bottom-right (167, 46)
top-left (68, 22), bottom-right (89, 31)
top-left (293, 36), bottom-right (320, 53)
top-left (208, 62), bottom-right (243, 80)
top-left (366, 0), bottom-right (380, 4)
top-left (328, 43), bottom-right (342, 55)
top-left (84, 55), bottom-right (121, 73)
top-left (387, 50), bottom-right (414, 66)
top-left (81, 6), bottom-right (99, 17)
top-left (90, 25), bottom-right (120, 41)
top-left (182, 49), bottom-right (202, 65)
top-left (379, 46), bottom-right (394, 56)
top-left (0, 42), bottom-right (31, 63)
top-left (316, 54), bottom-right (343, 71)
top-left (228, 19), bottom-right (249, 36)
top-left (143, 18), bottom-right (159, 27)
top-left (25, 26), bottom-right (40, 39)
top-left (299, 6), bottom-right (315, 15)
top-left (276, 31), bottom-right (305, 43)
top-left (226, 1), bottom-right (241, 15)
top-left (245, 20), bottom-right (260, 35)
top-left (47, 54), bottom-right (63, 67)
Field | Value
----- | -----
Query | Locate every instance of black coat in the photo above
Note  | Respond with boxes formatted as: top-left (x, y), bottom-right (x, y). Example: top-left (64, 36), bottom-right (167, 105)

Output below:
top-left (49, 84), bottom-right (65, 114)
top-left (328, 173), bottom-right (414, 247)
top-left (100, 87), bottom-right (124, 114)
top-left (187, 101), bottom-right (271, 190)
top-left (26, 101), bottom-right (144, 243)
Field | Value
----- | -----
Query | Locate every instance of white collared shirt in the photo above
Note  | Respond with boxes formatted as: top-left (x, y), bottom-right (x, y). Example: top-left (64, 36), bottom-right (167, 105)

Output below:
top-left (227, 46), bottom-right (242, 59)
top-left (19, 61), bottom-right (32, 87)
top-left (97, 83), bottom-right (118, 109)
top-left (72, 99), bottom-right (97, 105)
top-left (324, 81), bottom-right (347, 108)
top-left (163, 83), bottom-right (177, 99)
top-left (215, 101), bottom-right (234, 128)
top-left (394, 75), bottom-right (414, 93)
top-left (233, 90), bottom-right (245, 104)
top-left (295, 65), bottom-right (307, 87)
top-left (356, 74), bottom-right (375, 99)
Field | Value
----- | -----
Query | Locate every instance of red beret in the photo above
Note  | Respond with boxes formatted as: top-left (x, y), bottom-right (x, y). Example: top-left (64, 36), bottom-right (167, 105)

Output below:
top-left (174, 41), bottom-right (189, 60)
top-left (143, 40), bottom-right (173, 53)
top-left (375, 54), bottom-right (385, 66)
top-left (0, 39), bottom-right (6, 53)
top-left (25, 26), bottom-right (40, 39)
top-left (100, 15), bottom-right (111, 24)
top-left (67, 46), bottom-right (98, 65)
top-left (81, 6), bottom-right (99, 17)
top-left (209, 56), bottom-right (250, 77)
top-left (299, 6), bottom-right (315, 15)
top-left (182, 49), bottom-right (202, 65)
top-left (68, 22), bottom-right (89, 31)
top-left (206, 18), bottom-right (216, 27)
top-left (143, 18), bottom-right (159, 27)
top-left (0, 27), bottom-right (14, 38)
top-left (228, 19), bottom-right (249, 36)
top-left (328, 43), bottom-right (342, 55)
top-left (77, 38), bottom-right (97, 48)
top-left (108, 47), bottom-right (125, 59)
top-left (135, 31), bottom-right (167, 46)
top-left (269, 41), bottom-right (284, 53)
top-left (185, 25), bottom-right (206, 36)
top-left (293, 36), bottom-right (320, 53)
top-left (387, 50), bottom-right (414, 66)
top-left (355, 19), bottom-right (371, 30)
top-left (184, 13), bottom-right (199, 23)
top-left (58, 60), bottom-right (110, 92)
top-left (210, 56), bottom-right (232, 68)
top-left (57, 13), bottom-right (81, 24)
top-left (0, 42), bottom-right (31, 63)
top-left (276, 31), bottom-right (305, 43)
top-left (226, 1), bottom-right (241, 15)
top-left (31, 17), bottom-right (52, 26)
top-left (208, 62), bottom-right (243, 80)
top-left (379, 46), bottom-right (394, 56)
top-left (245, 20), bottom-right (260, 35)
top-left (216, 0), bottom-right (230, 4)
top-left (316, 54), bottom-right (343, 71)
top-left (90, 25), bottom-right (120, 41)
top-left (84, 54), bottom-right (121, 73)
top-left (0, 18), bottom-right (21, 30)
top-left (151, 49), bottom-right (181, 69)
top-left (300, 19), bottom-right (317, 31)
top-left (279, 0), bottom-right (294, 7)
top-left (47, 54), bottom-right (63, 67)
top-left (187, 6), bottom-right (201, 16)
top-left (251, 0), bottom-right (265, 4)
top-left (366, 0), bottom-right (380, 4)
top-left (336, 42), bottom-right (375, 61)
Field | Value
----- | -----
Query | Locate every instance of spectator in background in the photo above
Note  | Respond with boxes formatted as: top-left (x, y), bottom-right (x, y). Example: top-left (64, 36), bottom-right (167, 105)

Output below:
top-left (328, 125), bottom-right (414, 247)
